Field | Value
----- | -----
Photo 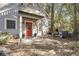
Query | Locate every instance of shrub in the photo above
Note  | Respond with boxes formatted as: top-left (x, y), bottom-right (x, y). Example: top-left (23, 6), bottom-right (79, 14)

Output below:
top-left (0, 32), bottom-right (12, 45)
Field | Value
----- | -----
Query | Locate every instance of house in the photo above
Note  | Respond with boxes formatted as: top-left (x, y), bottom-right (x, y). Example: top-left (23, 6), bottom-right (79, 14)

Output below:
top-left (0, 3), bottom-right (50, 39)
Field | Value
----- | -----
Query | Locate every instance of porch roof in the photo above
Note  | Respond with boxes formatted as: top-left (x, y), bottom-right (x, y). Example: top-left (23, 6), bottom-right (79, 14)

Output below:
top-left (19, 10), bottom-right (44, 20)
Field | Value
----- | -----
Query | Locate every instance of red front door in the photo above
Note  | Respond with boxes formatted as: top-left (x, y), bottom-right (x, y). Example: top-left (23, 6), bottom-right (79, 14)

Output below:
top-left (25, 21), bottom-right (32, 38)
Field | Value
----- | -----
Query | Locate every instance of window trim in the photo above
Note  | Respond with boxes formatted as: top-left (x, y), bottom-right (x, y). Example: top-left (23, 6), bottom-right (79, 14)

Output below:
top-left (4, 18), bottom-right (17, 30)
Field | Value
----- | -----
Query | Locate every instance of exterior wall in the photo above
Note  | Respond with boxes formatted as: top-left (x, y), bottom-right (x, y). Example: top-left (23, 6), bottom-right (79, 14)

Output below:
top-left (0, 4), bottom-right (19, 35)
top-left (0, 15), bottom-right (20, 35)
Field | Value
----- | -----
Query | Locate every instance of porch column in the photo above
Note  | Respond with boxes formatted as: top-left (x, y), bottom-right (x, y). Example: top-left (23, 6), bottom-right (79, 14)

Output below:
top-left (41, 19), bottom-right (43, 39)
top-left (35, 21), bottom-right (38, 35)
top-left (19, 16), bottom-right (22, 42)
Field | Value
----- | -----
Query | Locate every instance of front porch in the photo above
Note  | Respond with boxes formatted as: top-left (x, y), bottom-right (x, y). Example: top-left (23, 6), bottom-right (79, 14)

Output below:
top-left (19, 11), bottom-right (44, 41)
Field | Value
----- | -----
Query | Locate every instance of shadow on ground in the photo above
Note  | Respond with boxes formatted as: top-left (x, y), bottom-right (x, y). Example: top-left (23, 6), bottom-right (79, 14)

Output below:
top-left (0, 37), bottom-right (79, 56)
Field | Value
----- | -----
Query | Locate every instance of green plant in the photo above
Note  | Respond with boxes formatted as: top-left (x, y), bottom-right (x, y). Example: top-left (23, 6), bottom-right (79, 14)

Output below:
top-left (0, 32), bottom-right (12, 45)
top-left (69, 43), bottom-right (79, 50)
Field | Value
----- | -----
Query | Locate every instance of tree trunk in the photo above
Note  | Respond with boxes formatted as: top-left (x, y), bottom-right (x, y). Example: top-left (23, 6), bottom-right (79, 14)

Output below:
top-left (50, 3), bottom-right (54, 32)
top-left (73, 3), bottom-right (77, 37)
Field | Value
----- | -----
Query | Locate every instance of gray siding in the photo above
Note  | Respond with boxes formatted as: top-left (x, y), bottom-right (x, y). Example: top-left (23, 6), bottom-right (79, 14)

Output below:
top-left (0, 15), bottom-right (20, 35)
top-left (2, 17), bottom-right (19, 34)
top-left (0, 4), bottom-right (19, 35)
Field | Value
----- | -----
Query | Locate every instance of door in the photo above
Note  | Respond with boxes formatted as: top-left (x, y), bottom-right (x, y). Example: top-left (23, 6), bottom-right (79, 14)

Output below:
top-left (25, 21), bottom-right (32, 38)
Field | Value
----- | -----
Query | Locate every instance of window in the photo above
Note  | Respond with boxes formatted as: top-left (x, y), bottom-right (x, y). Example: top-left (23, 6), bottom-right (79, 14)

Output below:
top-left (5, 19), bottom-right (17, 29)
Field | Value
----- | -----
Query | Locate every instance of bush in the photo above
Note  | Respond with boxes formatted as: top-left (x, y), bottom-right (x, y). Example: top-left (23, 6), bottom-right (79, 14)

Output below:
top-left (0, 32), bottom-right (12, 45)
top-left (71, 43), bottom-right (79, 48)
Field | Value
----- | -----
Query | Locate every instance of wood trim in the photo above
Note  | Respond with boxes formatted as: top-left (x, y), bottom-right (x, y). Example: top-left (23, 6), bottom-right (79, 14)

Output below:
top-left (19, 11), bottom-right (44, 18)
top-left (4, 18), bottom-right (17, 30)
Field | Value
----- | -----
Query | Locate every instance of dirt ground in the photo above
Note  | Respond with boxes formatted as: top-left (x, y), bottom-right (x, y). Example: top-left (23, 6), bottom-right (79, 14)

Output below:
top-left (1, 37), bottom-right (79, 56)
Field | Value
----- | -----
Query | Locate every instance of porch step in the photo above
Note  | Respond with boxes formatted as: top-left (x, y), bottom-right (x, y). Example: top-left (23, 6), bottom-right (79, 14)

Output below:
top-left (21, 39), bottom-right (33, 45)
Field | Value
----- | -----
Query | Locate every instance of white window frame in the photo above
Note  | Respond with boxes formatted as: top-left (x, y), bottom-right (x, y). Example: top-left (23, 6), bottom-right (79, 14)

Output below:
top-left (4, 18), bottom-right (17, 30)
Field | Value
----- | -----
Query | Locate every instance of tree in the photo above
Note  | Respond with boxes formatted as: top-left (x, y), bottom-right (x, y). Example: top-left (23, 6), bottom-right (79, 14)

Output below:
top-left (50, 3), bottom-right (54, 32)
top-left (73, 3), bottom-right (78, 37)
